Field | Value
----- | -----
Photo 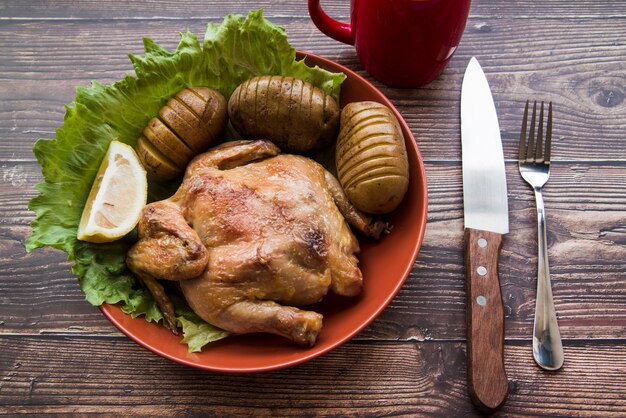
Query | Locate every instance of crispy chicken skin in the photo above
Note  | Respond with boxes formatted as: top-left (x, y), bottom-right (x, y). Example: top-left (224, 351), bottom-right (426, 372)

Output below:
top-left (127, 140), bottom-right (385, 346)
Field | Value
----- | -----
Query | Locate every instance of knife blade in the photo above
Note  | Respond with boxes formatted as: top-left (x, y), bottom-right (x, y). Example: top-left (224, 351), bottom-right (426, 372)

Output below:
top-left (461, 57), bottom-right (509, 412)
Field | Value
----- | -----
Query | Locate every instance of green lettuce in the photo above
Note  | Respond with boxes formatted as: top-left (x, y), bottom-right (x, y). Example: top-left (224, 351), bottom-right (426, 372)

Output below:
top-left (26, 10), bottom-right (346, 352)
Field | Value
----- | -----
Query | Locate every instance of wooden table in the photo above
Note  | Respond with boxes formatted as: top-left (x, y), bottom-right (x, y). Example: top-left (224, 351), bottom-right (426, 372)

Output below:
top-left (2, 0), bottom-right (625, 415)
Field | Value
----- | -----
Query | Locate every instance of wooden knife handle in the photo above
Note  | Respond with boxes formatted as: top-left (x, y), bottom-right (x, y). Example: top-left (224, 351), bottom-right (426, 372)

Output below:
top-left (465, 228), bottom-right (509, 412)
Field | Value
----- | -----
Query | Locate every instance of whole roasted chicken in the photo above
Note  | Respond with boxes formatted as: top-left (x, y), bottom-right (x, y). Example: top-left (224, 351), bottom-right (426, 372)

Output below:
top-left (127, 140), bottom-right (385, 346)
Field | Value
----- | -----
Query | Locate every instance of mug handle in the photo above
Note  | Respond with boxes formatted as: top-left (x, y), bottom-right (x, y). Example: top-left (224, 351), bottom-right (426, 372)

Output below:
top-left (308, 0), bottom-right (354, 45)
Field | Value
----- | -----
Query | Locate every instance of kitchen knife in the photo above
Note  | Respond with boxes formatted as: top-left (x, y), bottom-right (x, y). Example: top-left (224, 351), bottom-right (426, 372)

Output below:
top-left (461, 57), bottom-right (509, 412)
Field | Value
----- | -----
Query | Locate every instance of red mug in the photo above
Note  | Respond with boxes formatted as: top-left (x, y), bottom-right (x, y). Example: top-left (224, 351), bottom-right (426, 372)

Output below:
top-left (308, 0), bottom-right (472, 87)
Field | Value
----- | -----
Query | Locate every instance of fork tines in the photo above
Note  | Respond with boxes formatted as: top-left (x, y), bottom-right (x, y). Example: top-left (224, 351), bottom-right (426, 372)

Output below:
top-left (519, 101), bottom-right (552, 164)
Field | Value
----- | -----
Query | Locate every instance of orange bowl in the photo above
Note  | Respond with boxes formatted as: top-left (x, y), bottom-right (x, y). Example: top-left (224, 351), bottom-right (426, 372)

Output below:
top-left (101, 51), bottom-right (428, 372)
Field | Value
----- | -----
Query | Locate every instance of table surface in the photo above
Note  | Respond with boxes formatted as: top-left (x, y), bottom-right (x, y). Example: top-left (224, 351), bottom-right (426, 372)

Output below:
top-left (2, 0), bottom-right (625, 416)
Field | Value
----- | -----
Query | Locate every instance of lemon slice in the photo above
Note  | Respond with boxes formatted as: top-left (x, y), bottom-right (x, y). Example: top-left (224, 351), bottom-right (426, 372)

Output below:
top-left (77, 140), bottom-right (147, 243)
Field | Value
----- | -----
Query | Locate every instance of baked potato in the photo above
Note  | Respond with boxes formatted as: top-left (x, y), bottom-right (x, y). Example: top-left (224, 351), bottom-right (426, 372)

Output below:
top-left (227, 76), bottom-right (340, 153)
top-left (135, 86), bottom-right (227, 181)
top-left (335, 101), bottom-right (409, 214)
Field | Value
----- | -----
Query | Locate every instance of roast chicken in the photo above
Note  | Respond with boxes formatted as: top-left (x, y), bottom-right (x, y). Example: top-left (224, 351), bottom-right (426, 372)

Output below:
top-left (127, 140), bottom-right (386, 346)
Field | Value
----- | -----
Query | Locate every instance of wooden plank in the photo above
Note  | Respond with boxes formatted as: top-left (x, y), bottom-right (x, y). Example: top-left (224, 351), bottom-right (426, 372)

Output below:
top-left (1, 16), bottom-right (625, 162)
top-left (0, 337), bottom-right (625, 416)
top-left (1, 0), bottom-right (626, 20)
top-left (4, 159), bottom-right (625, 339)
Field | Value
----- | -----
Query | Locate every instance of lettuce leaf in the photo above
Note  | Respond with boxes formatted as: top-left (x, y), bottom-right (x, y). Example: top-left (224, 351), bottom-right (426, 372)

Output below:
top-left (26, 10), bottom-right (346, 351)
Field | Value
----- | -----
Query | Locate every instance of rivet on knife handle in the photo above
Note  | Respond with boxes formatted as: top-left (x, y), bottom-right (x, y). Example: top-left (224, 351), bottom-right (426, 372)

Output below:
top-left (465, 228), bottom-right (509, 412)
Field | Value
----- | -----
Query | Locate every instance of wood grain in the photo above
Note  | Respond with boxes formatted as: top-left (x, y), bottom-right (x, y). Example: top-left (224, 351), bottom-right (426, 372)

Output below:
top-left (1, 17), bottom-right (625, 162)
top-left (5, 162), bottom-right (625, 339)
top-left (1, 0), bottom-right (626, 415)
top-left (2, 0), bottom-right (626, 19)
top-left (465, 229), bottom-right (508, 412)
top-left (1, 337), bottom-right (626, 416)
top-left (6, 163), bottom-right (626, 339)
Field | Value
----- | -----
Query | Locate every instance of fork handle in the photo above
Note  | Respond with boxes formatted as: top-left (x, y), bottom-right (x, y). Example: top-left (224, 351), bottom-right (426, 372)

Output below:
top-left (465, 228), bottom-right (509, 412)
top-left (532, 187), bottom-right (564, 370)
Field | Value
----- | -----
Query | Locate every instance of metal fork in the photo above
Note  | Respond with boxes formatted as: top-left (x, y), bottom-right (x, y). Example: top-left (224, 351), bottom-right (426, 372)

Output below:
top-left (518, 101), bottom-right (564, 371)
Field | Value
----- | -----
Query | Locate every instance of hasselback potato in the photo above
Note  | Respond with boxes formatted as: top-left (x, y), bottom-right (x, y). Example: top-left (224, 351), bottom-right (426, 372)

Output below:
top-left (135, 86), bottom-right (227, 181)
top-left (228, 76), bottom-right (340, 153)
top-left (335, 101), bottom-right (409, 214)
